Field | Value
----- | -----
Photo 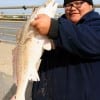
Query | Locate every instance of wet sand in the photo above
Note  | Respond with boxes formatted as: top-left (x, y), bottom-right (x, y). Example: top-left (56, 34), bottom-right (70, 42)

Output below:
top-left (0, 41), bottom-right (15, 76)
top-left (0, 41), bottom-right (32, 100)
top-left (0, 41), bottom-right (15, 100)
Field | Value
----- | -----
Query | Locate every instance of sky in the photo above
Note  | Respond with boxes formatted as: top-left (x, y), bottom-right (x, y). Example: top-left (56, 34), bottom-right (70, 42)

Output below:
top-left (0, 0), bottom-right (99, 14)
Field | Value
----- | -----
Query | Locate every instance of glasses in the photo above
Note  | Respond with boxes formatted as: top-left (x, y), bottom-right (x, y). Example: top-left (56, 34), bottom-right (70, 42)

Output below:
top-left (64, 1), bottom-right (85, 10)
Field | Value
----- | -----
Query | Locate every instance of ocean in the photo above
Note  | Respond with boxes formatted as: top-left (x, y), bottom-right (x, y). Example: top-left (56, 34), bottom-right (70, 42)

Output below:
top-left (0, 20), bottom-right (26, 43)
top-left (0, 8), bottom-right (100, 43)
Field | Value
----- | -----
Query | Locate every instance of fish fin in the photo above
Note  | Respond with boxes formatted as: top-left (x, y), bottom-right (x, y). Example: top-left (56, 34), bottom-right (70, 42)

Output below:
top-left (28, 60), bottom-right (41, 82)
top-left (28, 67), bottom-right (40, 81)
top-left (36, 59), bottom-right (42, 71)
top-left (43, 39), bottom-right (52, 50)
top-left (43, 39), bottom-right (55, 50)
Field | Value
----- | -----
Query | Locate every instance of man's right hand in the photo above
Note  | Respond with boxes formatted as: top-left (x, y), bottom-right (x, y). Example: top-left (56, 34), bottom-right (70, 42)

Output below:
top-left (31, 14), bottom-right (51, 35)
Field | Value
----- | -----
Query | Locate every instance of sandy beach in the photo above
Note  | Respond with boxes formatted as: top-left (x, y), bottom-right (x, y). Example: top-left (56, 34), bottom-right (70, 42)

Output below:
top-left (0, 41), bottom-right (15, 100)
top-left (0, 41), bottom-right (15, 76)
top-left (0, 41), bottom-right (32, 100)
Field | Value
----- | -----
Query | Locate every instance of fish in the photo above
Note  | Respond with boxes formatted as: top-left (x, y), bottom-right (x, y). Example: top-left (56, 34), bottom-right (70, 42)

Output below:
top-left (11, 0), bottom-right (58, 100)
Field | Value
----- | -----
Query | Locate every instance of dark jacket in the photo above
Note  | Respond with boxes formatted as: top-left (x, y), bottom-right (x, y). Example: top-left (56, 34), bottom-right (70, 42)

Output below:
top-left (32, 10), bottom-right (100, 100)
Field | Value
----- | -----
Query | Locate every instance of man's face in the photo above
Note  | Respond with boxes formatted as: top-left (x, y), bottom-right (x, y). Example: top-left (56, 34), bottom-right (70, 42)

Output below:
top-left (64, 1), bottom-right (93, 23)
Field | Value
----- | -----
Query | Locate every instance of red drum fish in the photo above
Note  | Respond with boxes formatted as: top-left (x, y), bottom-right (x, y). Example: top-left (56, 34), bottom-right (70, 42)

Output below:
top-left (11, 0), bottom-right (58, 100)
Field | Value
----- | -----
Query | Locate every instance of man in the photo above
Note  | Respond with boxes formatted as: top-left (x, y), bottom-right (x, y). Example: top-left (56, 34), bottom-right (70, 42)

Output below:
top-left (31, 0), bottom-right (100, 100)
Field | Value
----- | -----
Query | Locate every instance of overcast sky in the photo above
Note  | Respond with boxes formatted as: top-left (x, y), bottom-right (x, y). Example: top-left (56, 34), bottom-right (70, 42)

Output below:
top-left (0, 0), bottom-right (99, 6)
top-left (0, 0), bottom-right (99, 14)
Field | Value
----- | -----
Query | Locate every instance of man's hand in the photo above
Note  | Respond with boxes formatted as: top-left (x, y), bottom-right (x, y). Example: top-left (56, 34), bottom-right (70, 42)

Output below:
top-left (31, 14), bottom-right (51, 35)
